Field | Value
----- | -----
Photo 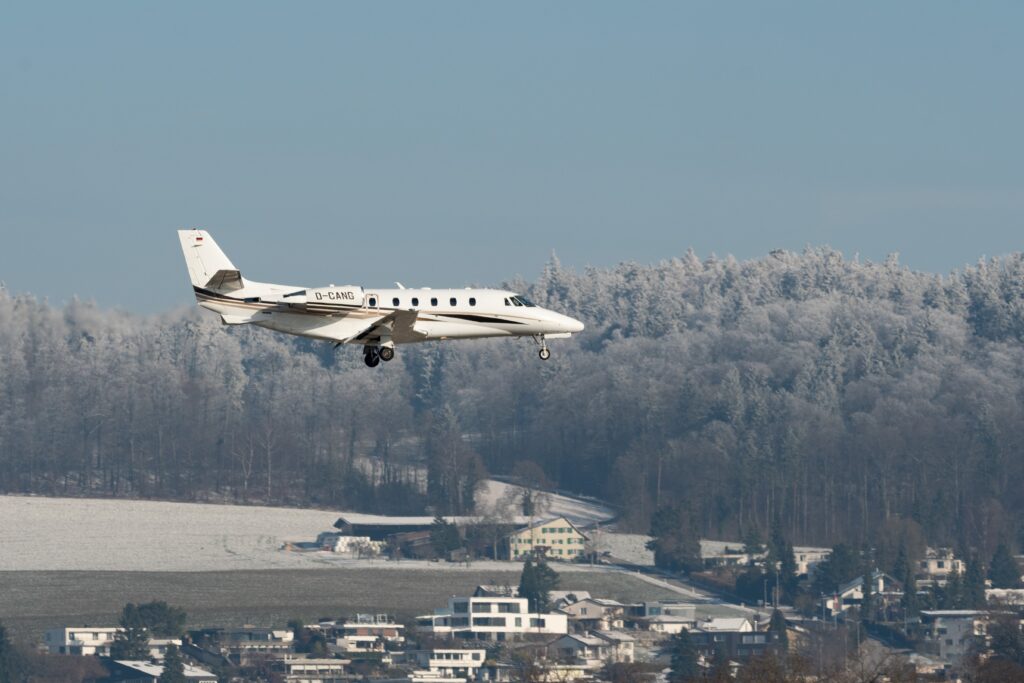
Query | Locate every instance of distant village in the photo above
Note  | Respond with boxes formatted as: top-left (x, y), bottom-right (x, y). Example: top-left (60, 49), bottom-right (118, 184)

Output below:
top-left (13, 510), bottom-right (1024, 683)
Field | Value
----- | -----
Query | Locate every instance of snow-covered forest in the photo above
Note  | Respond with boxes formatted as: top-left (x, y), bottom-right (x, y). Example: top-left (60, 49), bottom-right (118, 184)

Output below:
top-left (2, 247), bottom-right (1024, 557)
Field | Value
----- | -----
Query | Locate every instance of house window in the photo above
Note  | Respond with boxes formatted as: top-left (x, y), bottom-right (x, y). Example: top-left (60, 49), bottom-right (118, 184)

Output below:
top-left (412, 297), bottom-right (419, 306)
top-left (450, 297), bottom-right (457, 306)
top-left (392, 297), bottom-right (400, 306)
top-left (469, 297), bottom-right (476, 306)
top-left (431, 297), bottom-right (438, 306)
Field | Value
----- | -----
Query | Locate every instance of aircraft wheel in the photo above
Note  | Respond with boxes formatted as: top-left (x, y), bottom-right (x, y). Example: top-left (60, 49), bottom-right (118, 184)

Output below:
top-left (364, 349), bottom-right (381, 368)
top-left (379, 346), bottom-right (395, 362)
top-left (538, 348), bottom-right (551, 361)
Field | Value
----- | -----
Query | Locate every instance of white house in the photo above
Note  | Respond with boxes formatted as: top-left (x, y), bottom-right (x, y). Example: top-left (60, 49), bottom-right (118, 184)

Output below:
top-left (323, 614), bottom-right (404, 653)
top-left (792, 546), bottom-right (832, 577)
top-left (44, 626), bottom-right (121, 655)
top-left (408, 649), bottom-right (486, 682)
top-left (917, 548), bottom-right (965, 587)
top-left (272, 656), bottom-right (350, 683)
top-left (417, 595), bottom-right (568, 641)
top-left (696, 618), bottom-right (755, 634)
top-left (643, 614), bottom-right (697, 634)
top-left (821, 571), bottom-right (901, 617)
top-left (918, 611), bottom-right (987, 666)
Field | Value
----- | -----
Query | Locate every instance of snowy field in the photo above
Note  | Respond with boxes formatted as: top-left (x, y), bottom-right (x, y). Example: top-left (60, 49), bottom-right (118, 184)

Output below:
top-left (587, 530), bottom-right (656, 565)
top-left (475, 480), bottom-right (615, 527)
top-left (0, 482), bottom-right (614, 572)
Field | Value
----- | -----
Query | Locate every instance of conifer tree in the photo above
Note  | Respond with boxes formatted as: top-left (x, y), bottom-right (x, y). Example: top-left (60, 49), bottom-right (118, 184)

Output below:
top-left (989, 543), bottom-right (1022, 589)
top-left (158, 644), bottom-right (187, 683)
top-left (668, 629), bottom-right (701, 682)
top-left (964, 554), bottom-right (988, 608)
top-left (518, 558), bottom-right (559, 612)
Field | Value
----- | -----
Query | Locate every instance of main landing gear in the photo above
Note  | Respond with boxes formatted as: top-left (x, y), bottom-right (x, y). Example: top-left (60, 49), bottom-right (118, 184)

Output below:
top-left (363, 345), bottom-right (395, 368)
top-left (534, 335), bottom-right (551, 361)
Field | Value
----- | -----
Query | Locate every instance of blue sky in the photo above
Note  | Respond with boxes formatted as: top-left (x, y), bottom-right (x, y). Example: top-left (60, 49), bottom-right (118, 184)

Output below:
top-left (1, 2), bottom-right (1022, 311)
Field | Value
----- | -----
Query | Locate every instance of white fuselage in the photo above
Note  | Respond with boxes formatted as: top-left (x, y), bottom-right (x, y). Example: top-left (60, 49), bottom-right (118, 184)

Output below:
top-left (195, 282), bottom-right (583, 345)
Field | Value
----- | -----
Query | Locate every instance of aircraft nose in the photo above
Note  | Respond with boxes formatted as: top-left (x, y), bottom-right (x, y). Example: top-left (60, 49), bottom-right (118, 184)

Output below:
top-left (563, 315), bottom-right (584, 333)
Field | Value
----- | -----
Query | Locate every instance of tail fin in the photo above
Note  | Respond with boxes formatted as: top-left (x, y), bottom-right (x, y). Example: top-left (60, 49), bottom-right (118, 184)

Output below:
top-left (177, 229), bottom-right (244, 292)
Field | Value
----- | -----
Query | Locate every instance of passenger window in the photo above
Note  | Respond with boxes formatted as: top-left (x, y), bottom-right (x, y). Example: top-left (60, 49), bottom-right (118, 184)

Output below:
top-left (450, 297), bottom-right (457, 306)
top-left (392, 297), bottom-right (400, 307)
top-left (412, 297), bottom-right (419, 306)
top-left (469, 297), bottom-right (476, 306)
top-left (431, 297), bottom-right (438, 306)
top-left (368, 297), bottom-right (377, 307)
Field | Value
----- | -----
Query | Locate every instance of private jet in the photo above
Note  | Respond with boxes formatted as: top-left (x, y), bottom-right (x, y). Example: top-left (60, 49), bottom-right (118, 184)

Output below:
top-left (177, 229), bottom-right (584, 367)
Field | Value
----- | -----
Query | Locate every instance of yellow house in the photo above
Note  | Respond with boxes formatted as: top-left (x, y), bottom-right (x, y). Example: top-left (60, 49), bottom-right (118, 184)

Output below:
top-left (507, 516), bottom-right (588, 561)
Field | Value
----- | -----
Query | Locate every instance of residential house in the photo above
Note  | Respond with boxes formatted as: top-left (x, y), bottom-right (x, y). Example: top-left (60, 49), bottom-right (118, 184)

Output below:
top-left (558, 598), bottom-right (626, 631)
top-left (407, 648), bottom-right (486, 682)
top-left (477, 661), bottom-right (592, 682)
top-left (506, 517), bottom-right (587, 561)
top-left (821, 571), bottom-right (901, 618)
top-left (101, 660), bottom-right (216, 683)
top-left (625, 602), bottom-right (697, 633)
top-left (548, 633), bottom-right (608, 669)
top-left (987, 588), bottom-right (1024, 607)
top-left (592, 631), bottom-right (634, 663)
top-left (329, 610), bottom-right (405, 655)
top-left (792, 546), bottom-right (832, 577)
top-left (417, 595), bottom-right (568, 641)
top-left (271, 656), bottom-right (350, 683)
top-left (548, 630), bottom-right (633, 669)
top-left (45, 626), bottom-right (121, 656)
top-left (917, 548), bottom-right (965, 588)
top-left (700, 540), bottom-right (763, 568)
top-left (206, 626), bottom-right (294, 664)
top-left (917, 610), bottom-right (988, 667)
top-left (688, 618), bottom-right (779, 662)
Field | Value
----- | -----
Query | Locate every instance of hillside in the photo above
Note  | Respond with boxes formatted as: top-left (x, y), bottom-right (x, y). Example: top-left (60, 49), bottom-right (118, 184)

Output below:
top-left (1, 248), bottom-right (1023, 558)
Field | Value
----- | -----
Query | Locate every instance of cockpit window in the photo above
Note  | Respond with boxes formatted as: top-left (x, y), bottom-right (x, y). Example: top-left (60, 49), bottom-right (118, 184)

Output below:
top-left (504, 298), bottom-right (511, 306)
top-left (510, 295), bottom-right (536, 307)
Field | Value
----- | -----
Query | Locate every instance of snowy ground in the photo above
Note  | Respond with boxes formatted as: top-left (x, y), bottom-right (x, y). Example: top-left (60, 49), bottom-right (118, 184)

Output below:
top-left (474, 480), bottom-right (615, 527)
top-left (0, 481), bottom-right (614, 572)
top-left (587, 530), bottom-right (656, 565)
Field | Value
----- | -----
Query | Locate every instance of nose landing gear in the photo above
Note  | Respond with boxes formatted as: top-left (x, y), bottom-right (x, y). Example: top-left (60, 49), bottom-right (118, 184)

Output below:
top-left (533, 335), bottom-right (551, 361)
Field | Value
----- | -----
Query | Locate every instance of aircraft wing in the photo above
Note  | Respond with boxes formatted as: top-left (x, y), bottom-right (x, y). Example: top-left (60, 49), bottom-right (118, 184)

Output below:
top-left (345, 309), bottom-right (426, 344)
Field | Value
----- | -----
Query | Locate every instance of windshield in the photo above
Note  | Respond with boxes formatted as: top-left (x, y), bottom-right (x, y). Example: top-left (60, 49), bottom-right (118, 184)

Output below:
top-left (510, 295), bottom-right (536, 307)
